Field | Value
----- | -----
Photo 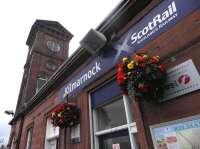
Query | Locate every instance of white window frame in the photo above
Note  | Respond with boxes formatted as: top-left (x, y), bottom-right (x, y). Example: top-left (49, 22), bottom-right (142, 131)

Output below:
top-left (71, 124), bottom-right (81, 144)
top-left (25, 128), bottom-right (33, 149)
top-left (89, 94), bottom-right (139, 149)
top-left (44, 118), bottom-right (59, 149)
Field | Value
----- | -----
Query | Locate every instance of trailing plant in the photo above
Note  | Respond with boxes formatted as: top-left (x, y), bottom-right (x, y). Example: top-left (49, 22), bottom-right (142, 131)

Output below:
top-left (50, 102), bottom-right (79, 128)
top-left (117, 53), bottom-right (166, 101)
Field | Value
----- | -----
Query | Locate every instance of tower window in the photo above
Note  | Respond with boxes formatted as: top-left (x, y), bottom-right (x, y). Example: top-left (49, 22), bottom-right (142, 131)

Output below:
top-left (36, 74), bottom-right (47, 92)
top-left (46, 61), bottom-right (56, 71)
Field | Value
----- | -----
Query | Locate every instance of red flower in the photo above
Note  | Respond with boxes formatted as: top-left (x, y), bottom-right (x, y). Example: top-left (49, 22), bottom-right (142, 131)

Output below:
top-left (139, 63), bottom-right (146, 68)
top-left (138, 83), bottom-right (149, 93)
top-left (58, 119), bottom-right (63, 124)
top-left (158, 64), bottom-right (166, 72)
top-left (117, 63), bottom-right (125, 85)
top-left (133, 55), bottom-right (143, 62)
top-left (151, 56), bottom-right (159, 63)
top-left (117, 72), bottom-right (125, 84)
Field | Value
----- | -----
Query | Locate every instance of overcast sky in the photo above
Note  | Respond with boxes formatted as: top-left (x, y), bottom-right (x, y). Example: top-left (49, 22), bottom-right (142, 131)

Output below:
top-left (0, 0), bottom-right (121, 145)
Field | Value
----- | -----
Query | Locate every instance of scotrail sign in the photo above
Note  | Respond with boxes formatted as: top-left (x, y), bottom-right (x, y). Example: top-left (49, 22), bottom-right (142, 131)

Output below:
top-left (114, 0), bottom-right (200, 54)
top-left (59, 0), bottom-right (200, 100)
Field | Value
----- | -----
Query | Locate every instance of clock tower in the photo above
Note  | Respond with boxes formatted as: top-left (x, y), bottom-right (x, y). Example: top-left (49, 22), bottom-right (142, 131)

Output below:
top-left (15, 20), bottom-right (73, 114)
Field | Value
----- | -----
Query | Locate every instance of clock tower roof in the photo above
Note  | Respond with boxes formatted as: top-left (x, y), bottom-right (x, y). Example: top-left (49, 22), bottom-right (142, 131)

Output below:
top-left (26, 19), bottom-right (73, 47)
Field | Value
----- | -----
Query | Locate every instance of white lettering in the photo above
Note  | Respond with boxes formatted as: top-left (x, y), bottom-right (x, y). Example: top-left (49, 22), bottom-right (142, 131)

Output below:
top-left (153, 14), bottom-right (162, 26)
top-left (142, 26), bottom-right (149, 35)
top-left (88, 70), bottom-right (92, 78)
top-left (131, 33), bottom-right (137, 44)
top-left (168, 3), bottom-right (173, 15)
top-left (95, 62), bottom-right (101, 72)
top-left (172, 1), bottom-right (177, 13)
top-left (62, 61), bottom-right (102, 97)
top-left (130, 1), bottom-right (177, 45)
top-left (92, 67), bottom-right (96, 75)
top-left (162, 10), bottom-right (170, 20)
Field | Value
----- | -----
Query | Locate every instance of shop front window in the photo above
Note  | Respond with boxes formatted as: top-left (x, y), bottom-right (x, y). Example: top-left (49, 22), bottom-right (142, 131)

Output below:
top-left (96, 99), bottom-right (127, 131)
top-left (89, 80), bottom-right (140, 149)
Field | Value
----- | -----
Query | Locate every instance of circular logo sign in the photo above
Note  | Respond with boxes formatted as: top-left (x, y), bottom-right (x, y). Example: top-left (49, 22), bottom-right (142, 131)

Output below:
top-left (178, 74), bottom-right (190, 85)
top-left (112, 144), bottom-right (120, 149)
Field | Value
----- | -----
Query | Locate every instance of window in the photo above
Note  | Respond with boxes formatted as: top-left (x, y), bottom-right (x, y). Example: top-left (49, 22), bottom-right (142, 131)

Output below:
top-left (45, 118), bottom-right (59, 149)
top-left (46, 61), bottom-right (56, 71)
top-left (89, 80), bottom-right (140, 149)
top-left (25, 128), bottom-right (33, 149)
top-left (71, 124), bottom-right (81, 144)
top-left (36, 74), bottom-right (47, 92)
top-left (96, 99), bottom-right (127, 131)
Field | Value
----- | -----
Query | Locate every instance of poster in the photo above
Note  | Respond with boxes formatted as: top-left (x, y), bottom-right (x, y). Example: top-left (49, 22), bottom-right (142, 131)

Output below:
top-left (151, 118), bottom-right (200, 149)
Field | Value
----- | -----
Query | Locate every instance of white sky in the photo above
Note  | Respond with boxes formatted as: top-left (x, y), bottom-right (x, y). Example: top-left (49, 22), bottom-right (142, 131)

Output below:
top-left (0, 0), bottom-right (121, 145)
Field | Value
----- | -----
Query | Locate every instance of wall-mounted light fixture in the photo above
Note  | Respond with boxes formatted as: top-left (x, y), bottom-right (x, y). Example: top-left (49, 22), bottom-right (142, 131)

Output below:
top-left (4, 110), bottom-right (14, 117)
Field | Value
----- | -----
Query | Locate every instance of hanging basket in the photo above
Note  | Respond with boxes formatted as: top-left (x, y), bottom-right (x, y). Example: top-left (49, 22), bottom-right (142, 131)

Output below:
top-left (117, 53), bottom-right (166, 101)
top-left (50, 102), bottom-right (80, 128)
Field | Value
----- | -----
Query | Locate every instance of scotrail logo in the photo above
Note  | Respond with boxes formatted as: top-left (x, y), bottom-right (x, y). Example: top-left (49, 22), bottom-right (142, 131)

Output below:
top-left (113, 1), bottom-right (178, 63)
top-left (130, 1), bottom-right (177, 45)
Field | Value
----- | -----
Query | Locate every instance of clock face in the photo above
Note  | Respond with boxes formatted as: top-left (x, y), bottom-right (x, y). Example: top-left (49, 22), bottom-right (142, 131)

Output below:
top-left (46, 41), bottom-right (61, 52)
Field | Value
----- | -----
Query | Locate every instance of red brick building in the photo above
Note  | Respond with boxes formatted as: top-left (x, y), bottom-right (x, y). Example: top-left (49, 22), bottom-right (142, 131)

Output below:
top-left (8, 0), bottom-right (200, 149)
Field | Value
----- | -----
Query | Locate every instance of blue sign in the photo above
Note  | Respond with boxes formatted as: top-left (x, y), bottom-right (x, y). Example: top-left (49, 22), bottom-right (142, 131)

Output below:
top-left (114, 0), bottom-right (200, 54)
top-left (59, 0), bottom-right (200, 100)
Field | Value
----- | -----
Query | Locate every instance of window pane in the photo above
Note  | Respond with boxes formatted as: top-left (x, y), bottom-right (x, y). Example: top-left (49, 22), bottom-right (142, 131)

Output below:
top-left (48, 139), bottom-right (58, 149)
top-left (96, 99), bottom-right (127, 131)
top-left (46, 118), bottom-right (59, 139)
top-left (36, 78), bottom-right (47, 92)
top-left (71, 124), bottom-right (81, 144)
